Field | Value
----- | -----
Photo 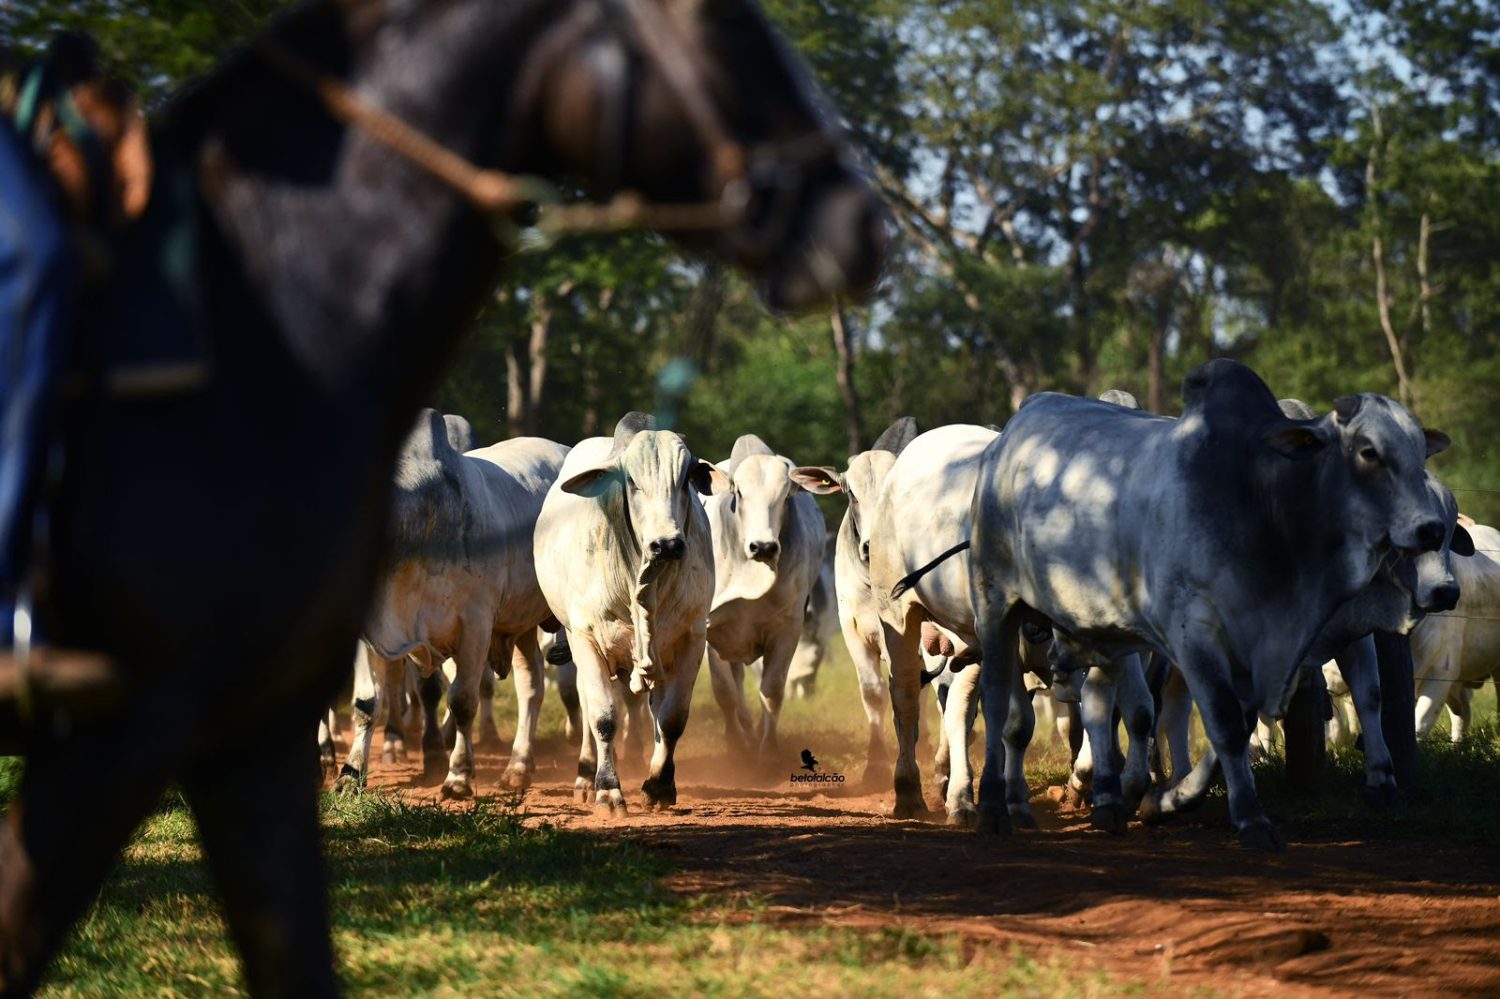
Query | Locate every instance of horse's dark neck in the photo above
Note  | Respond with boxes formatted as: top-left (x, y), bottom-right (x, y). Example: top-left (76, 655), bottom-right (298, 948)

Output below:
top-left (160, 0), bottom-right (575, 431)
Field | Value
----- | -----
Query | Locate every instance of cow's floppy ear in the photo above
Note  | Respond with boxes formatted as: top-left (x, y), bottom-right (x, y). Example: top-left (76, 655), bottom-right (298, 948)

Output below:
top-left (1451, 523), bottom-right (1476, 557)
top-left (1263, 424), bottom-right (1330, 460)
top-left (689, 460), bottom-right (731, 496)
top-left (1424, 429), bottom-right (1452, 458)
top-left (789, 466), bottom-right (843, 494)
top-left (560, 465), bottom-right (616, 497)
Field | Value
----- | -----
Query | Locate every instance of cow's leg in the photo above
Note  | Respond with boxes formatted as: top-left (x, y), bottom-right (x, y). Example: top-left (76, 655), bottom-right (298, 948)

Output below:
top-left (416, 666), bottom-right (446, 782)
top-left (181, 723), bottom-right (338, 998)
top-left (882, 608), bottom-right (928, 819)
top-left (380, 657), bottom-right (408, 764)
top-left (0, 710), bottom-right (180, 993)
top-left (573, 666), bottom-right (599, 805)
top-left (1117, 654), bottom-right (1155, 808)
top-left (755, 630), bottom-right (799, 762)
top-left (571, 639), bottom-right (625, 815)
top-left (1446, 685), bottom-right (1473, 743)
top-left (843, 615), bottom-right (890, 785)
top-left (440, 618), bottom-right (492, 799)
top-left (973, 600), bottom-right (1021, 836)
top-left (317, 705), bottom-right (337, 775)
top-left (1067, 728), bottom-right (1094, 804)
top-left (1079, 666), bottom-right (1129, 833)
top-left (473, 665), bottom-right (502, 748)
top-left (932, 673), bottom-right (952, 800)
top-left (337, 643), bottom-right (384, 791)
top-left (643, 637), bottom-right (704, 810)
top-left (707, 646), bottom-right (754, 757)
top-left (1171, 653), bottom-right (1279, 850)
top-left (1334, 636), bottom-right (1396, 804)
top-left (500, 630), bottom-right (543, 791)
top-left (555, 649), bottom-right (582, 743)
top-left (941, 661), bottom-right (981, 826)
top-left (999, 659), bottom-right (1038, 829)
top-left (1158, 664), bottom-right (1193, 785)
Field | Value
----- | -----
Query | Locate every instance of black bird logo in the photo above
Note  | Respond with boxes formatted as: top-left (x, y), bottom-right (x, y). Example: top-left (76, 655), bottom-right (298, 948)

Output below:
top-left (800, 749), bottom-right (819, 773)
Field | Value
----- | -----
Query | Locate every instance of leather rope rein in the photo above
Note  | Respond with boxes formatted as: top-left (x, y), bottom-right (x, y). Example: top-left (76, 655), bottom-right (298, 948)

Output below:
top-left (214, 0), bottom-right (758, 246)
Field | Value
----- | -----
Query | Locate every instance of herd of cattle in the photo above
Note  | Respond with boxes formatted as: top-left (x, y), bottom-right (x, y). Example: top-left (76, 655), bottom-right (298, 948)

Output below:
top-left (327, 359), bottom-right (1498, 849)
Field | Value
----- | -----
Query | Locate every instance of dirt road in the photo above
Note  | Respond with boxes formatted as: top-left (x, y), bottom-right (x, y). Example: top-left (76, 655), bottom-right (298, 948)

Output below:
top-left (353, 732), bottom-right (1500, 997)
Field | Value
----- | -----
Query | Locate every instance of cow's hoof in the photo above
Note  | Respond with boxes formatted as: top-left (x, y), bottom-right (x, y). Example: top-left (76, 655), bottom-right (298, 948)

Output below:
top-left (440, 777), bottom-right (474, 801)
top-left (976, 807), bottom-right (1013, 837)
top-left (1236, 821), bottom-right (1285, 852)
top-left (1062, 782), bottom-right (1088, 809)
top-left (860, 764), bottom-right (892, 791)
top-left (421, 756), bottom-right (448, 786)
top-left (946, 803), bottom-right (978, 829)
top-left (594, 790), bottom-right (627, 817)
top-left (1137, 790), bottom-right (1167, 826)
top-left (1090, 802), bottom-right (1129, 835)
top-left (333, 766), bottom-right (363, 794)
top-left (498, 766), bottom-right (532, 792)
top-left (642, 776), bottom-right (677, 810)
top-left (1362, 780), bottom-right (1398, 810)
top-left (892, 795), bottom-right (928, 820)
top-left (1009, 806), bottom-right (1039, 831)
top-left (380, 745), bottom-right (396, 765)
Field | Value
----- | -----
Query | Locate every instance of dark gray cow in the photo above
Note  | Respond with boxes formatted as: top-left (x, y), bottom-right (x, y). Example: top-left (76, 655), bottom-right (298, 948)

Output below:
top-left (968, 360), bottom-right (1452, 848)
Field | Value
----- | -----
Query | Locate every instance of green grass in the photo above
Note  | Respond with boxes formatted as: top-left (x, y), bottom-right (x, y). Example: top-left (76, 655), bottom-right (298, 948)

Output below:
top-left (32, 793), bottom-right (1129, 998)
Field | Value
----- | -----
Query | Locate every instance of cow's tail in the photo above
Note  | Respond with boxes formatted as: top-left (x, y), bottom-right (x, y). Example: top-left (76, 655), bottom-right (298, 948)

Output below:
top-left (889, 540), bottom-right (971, 599)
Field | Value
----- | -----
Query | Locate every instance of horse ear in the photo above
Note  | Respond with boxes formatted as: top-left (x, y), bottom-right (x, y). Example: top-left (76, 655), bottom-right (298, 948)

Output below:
top-left (1424, 429), bottom-right (1452, 458)
top-left (561, 464), bottom-right (616, 496)
top-left (1263, 424), bottom-right (1330, 460)
top-left (789, 466), bottom-right (843, 494)
top-left (690, 459), bottom-right (730, 496)
top-left (1451, 523), bottom-right (1476, 557)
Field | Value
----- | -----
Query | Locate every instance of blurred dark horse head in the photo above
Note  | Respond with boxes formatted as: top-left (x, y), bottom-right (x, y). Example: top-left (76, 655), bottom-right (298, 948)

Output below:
top-left (0, 1), bottom-right (889, 995)
top-left (516, 0), bottom-right (890, 309)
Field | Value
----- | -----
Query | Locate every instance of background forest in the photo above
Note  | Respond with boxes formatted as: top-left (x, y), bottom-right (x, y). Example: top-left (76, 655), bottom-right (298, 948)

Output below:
top-left (9, 0), bottom-right (1499, 519)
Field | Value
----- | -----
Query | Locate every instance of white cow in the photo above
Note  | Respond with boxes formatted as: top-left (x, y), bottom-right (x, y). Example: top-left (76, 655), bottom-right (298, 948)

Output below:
top-left (786, 536), bottom-right (837, 700)
top-left (341, 410), bottom-right (568, 798)
top-left (790, 417), bottom-right (920, 782)
top-left (703, 435), bottom-right (826, 763)
top-left (1413, 520), bottom-right (1500, 739)
top-left (534, 413), bottom-right (726, 813)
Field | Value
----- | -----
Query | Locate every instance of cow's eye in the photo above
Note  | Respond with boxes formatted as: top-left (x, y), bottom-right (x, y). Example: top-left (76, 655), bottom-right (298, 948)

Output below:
top-left (1359, 446), bottom-right (1382, 466)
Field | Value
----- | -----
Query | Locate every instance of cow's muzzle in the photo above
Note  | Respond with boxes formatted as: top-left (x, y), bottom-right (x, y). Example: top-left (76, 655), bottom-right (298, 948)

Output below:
top-left (747, 539), bottom-right (780, 563)
top-left (648, 536), bottom-right (686, 562)
top-left (1423, 583), bottom-right (1461, 613)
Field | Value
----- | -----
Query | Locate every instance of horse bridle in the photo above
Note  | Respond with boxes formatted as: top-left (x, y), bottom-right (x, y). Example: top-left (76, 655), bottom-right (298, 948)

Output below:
top-left (226, 0), bottom-right (837, 252)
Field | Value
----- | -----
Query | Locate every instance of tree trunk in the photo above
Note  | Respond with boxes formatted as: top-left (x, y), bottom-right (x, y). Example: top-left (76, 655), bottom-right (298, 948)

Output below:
top-left (504, 338), bottom-right (525, 439)
top-left (1367, 103), bottom-right (1413, 406)
top-left (830, 302), bottom-right (865, 456)
top-left (524, 296), bottom-right (552, 436)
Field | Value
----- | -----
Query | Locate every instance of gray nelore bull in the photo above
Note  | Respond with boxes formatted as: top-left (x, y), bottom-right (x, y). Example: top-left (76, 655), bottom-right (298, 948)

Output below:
top-left (785, 536), bottom-right (838, 700)
top-left (968, 360), bottom-right (1452, 848)
top-left (1156, 404), bottom-right (1472, 805)
top-left (344, 410), bottom-right (569, 797)
top-left (790, 417), bottom-right (921, 782)
top-left (704, 435), bottom-right (826, 762)
top-left (534, 413), bottom-right (727, 813)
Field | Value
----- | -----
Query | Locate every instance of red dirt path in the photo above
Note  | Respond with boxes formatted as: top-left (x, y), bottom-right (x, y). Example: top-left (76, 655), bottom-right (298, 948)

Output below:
top-left (346, 732), bottom-right (1500, 997)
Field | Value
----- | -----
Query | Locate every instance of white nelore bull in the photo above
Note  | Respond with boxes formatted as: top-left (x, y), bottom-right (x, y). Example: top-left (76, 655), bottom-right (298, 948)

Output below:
top-left (342, 410), bottom-right (568, 798)
top-left (790, 417), bottom-right (921, 782)
top-left (865, 424), bottom-right (997, 823)
top-left (534, 413), bottom-right (726, 813)
top-left (703, 435), bottom-right (826, 762)
top-left (967, 360), bottom-right (1452, 848)
top-left (785, 536), bottom-right (837, 700)
top-left (1412, 518), bottom-right (1500, 740)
